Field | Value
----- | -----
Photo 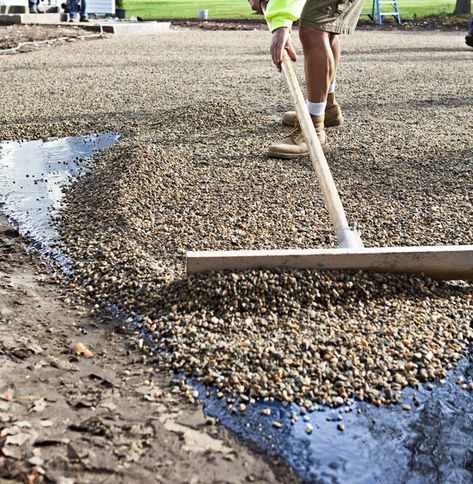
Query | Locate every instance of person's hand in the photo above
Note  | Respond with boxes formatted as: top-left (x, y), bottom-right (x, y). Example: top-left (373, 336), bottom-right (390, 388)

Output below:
top-left (271, 27), bottom-right (297, 71)
top-left (249, 0), bottom-right (264, 14)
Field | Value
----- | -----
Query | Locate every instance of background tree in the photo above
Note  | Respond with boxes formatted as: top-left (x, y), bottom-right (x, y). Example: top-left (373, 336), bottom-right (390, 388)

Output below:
top-left (453, 0), bottom-right (471, 15)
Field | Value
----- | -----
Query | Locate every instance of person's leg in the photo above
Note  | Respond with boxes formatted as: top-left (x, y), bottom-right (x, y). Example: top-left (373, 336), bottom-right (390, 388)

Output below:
top-left (281, 30), bottom-right (343, 128)
top-left (326, 33), bottom-right (343, 127)
top-left (80, 0), bottom-right (89, 21)
top-left (466, 15), bottom-right (473, 47)
top-left (29, 0), bottom-right (38, 13)
top-left (329, 33), bottom-right (340, 87)
top-left (68, 0), bottom-right (77, 20)
top-left (300, 24), bottom-right (334, 104)
top-left (268, 24), bottom-right (330, 159)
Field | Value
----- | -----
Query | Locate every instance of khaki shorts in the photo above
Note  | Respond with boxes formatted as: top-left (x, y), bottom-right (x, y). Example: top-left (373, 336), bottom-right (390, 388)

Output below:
top-left (300, 0), bottom-right (365, 35)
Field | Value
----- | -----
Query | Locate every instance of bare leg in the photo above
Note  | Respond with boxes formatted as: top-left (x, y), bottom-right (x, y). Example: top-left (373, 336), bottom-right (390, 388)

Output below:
top-left (299, 24), bottom-right (335, 103)
top-left (329, 33), bottom-right (340, 85)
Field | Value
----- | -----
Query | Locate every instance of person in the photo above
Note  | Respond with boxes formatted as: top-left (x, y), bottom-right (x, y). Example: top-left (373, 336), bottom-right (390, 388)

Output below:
top-left (466, 16), bottom-right (473, 48)
top-left (249, 0), bottom-right (364, 159)
top-left (29, 0), bottom-right (39, 13)
top-left (68, 0), bottom-right (89, 22)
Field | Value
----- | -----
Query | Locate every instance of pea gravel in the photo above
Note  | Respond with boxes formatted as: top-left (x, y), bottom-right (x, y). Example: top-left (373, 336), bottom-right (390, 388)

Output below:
top-left (1, 29), bottom-right (471, 407)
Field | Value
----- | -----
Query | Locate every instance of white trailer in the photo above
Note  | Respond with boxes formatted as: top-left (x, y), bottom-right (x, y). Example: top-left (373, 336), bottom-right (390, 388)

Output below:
top-left (87, 0), bottom-right (114, 15)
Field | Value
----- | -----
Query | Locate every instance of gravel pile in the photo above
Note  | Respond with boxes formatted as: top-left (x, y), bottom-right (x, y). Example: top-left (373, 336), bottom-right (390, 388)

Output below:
top-left (1, 29), bottom-right (471, 407)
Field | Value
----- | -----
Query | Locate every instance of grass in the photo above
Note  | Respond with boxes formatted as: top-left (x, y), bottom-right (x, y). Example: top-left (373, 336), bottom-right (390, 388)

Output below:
top-left (123, 0), bottom-right (462, 20)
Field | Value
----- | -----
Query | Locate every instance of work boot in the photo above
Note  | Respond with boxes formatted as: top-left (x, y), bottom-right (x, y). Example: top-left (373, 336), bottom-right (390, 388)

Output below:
top-left (466, 17), bottom-right (473, 47)
top-left (267, 115), bottom-right (329, 159)
top-left (282, 93), bottom-right (344, 128)
top-left (466, 31), bottom-right (473, 47)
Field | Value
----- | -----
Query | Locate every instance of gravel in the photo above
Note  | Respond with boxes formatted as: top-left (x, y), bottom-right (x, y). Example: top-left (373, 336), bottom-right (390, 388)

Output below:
top-left (1, 29), bottom-right (471, 407)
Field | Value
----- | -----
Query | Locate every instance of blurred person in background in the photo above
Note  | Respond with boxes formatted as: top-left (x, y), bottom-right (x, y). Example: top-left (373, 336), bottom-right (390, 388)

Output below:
top-left (466, 16), bottom-right (473, 47)
top-left (68, 0), bottom-right (88, 22)
top-left (29, 0), bottom-right (39, 13)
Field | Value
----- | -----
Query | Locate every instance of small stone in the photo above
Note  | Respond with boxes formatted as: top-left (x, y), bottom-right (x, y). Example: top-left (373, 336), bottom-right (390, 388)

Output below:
top-left (337, 423), bottom-right (345, 432)
top-left (305, 423), bottom-right (313, 434)
top-left (239, 403), bottom-right (246, 413)
top-left (402, 403), bottom-right (411, 411)
top-left (261, 408), bottom-right (271, 416)
top-left (71, 342), bottom-right (93, 358)
top-left (272, 421), bottom-right (282, 429)
top-left (28, 456), bottom-right (44, 466)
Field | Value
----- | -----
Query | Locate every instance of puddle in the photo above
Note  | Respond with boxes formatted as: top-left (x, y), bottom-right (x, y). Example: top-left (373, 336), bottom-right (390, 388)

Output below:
top-left (0, 132), bottom-right (118, 257)
top-left (0, 132), bottom-right (472, 483)
top-left (201, 356), bottom-right (472, 483)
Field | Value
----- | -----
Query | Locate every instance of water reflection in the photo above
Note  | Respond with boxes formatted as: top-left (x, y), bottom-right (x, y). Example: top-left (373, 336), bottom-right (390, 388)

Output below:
top-left (203, 358), bottom-right (472, 483)
top-left (0, 133), bottom-right (118, 249)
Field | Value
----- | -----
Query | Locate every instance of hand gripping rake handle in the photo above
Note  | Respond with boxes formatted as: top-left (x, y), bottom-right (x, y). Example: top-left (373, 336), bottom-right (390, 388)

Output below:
top-left (262, 3), bottom-right (363, 249)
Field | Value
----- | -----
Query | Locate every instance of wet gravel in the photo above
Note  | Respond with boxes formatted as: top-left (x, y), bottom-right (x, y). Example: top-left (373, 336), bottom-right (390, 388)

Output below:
top-left (0, 29), bottom-right (472, 408)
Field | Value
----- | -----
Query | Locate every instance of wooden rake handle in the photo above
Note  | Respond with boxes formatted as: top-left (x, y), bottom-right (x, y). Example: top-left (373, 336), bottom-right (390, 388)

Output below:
top-left (261, 3), bottom-right (358, 247)
top-left (278, 49), bottom-right (351, 235)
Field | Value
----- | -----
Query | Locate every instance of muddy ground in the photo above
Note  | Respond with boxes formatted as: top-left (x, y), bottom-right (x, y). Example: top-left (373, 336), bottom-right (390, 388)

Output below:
top-left (0, 212), bottom-right (296, 482)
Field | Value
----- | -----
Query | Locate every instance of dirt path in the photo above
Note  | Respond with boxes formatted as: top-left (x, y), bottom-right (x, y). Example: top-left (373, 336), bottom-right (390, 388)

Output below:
top-left (0, 213), bottom-right (296, 483)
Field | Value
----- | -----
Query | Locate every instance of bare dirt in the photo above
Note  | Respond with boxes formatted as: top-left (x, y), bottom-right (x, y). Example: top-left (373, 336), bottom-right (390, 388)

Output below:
top-left (0, 24), bottom-right (102, 53)
top-left (0, 212), bottom-right (296, 483)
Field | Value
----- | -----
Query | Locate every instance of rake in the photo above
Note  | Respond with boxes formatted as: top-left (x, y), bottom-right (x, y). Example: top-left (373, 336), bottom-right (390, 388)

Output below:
top-left (186, 10), bottom-right (473, 280)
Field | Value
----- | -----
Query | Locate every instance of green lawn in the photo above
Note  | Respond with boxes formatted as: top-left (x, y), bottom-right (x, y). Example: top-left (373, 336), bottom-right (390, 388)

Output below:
top-left (124, 0), bottom-right (461, 20)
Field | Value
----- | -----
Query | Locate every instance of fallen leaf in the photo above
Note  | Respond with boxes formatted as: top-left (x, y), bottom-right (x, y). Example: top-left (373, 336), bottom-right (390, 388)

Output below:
top-left (57, 477), bottom-right (75, 484)
top-left (71, 342), bottom-right (93, 358)
top-left (160, 418), bottom-right (232, 454)
top-left (26, 343), bottom-right (43, 355)
top-left (14, 421), bottom-right (32, 428)
top-left (2, 446), bottom-right (23, 459)
top-left (29, 399), bottom-right (46, 413)
top-left (66, 443), bottom-right (82, 462)
top-left (28, 456), bottom-right (44, 466)
top-left (99, 401), bottom-right (116, 411)
top-left (5, 433), bottom-right (29, 446)
top-left (1, 426), bottom-right (19, 437)
top-left (0, 387), bottom-right (14, 402)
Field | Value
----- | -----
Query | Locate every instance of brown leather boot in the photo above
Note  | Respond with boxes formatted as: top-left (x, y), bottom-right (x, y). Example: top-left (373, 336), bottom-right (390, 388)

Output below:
top-left (267, 115), bottom-right (329, 159)
top-left (282, 93), bottom-right (344, 128)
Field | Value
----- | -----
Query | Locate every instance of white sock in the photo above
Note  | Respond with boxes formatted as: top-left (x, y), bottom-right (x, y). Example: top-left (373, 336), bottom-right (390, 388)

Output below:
top-left (328, 82), bottom-right (336, 94)
top-left (306, 100), bottom-right (326, 117)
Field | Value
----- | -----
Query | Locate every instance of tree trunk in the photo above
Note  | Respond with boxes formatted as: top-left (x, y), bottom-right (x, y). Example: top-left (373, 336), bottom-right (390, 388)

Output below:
top-left (453, 0), bottom-right (471, 15)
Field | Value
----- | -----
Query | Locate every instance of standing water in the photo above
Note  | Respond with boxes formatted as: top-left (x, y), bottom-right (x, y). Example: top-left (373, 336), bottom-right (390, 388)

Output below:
top-left (0, 133), bottom-right (118, 254)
